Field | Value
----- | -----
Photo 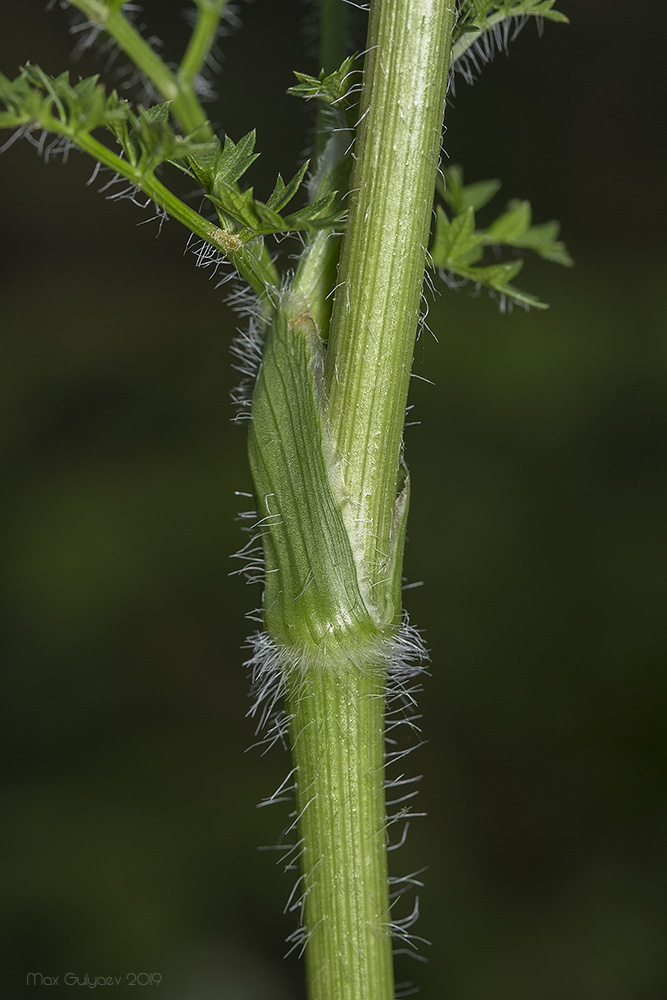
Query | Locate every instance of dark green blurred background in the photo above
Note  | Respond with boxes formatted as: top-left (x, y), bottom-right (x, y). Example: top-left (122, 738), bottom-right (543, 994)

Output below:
top-left (1, 2), bottom-right (666, 997)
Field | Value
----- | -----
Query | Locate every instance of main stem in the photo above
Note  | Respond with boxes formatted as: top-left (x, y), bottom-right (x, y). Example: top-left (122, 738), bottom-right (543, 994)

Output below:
top-left (285, 3), bottom-right (456, 999)
top-left (326, 0), bottom-right (455, 599)
top-left (286, 652), bottom-right (391, 1000)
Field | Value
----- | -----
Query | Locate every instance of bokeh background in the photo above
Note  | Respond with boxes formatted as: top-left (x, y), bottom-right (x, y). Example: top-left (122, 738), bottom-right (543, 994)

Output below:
top-left (1, 1), bottom-right (665, 997)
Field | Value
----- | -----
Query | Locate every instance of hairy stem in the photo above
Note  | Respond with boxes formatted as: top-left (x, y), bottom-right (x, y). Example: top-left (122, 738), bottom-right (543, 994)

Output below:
top-left (301, 0), bottom-right (455, 993)
top-left (249, 3), bottom-right (456, 999)
top-left (248, 301), bottom-right (394, 1000)
top-left (286, 652), bottom-right (392, 1000)
top-left (63, 128), bottom-right (278, 294)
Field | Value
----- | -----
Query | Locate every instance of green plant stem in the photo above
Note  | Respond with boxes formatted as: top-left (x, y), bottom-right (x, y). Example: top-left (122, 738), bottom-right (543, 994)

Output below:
top-left (295, 1), bottom-right (348, 322)
top-left (67, 128), bottom-right (278, 294)
top-left (293, 229), bottom-right (340, 336)
top-left (285, 652), bottom-right (392, 1000)
top-left (325, 0), bottom-right (456, 602)
top-left (67, 0), bottom-right (214, 136)
top-left (253, 4), bottom-right (457, 1000)
top-left (179, 0), bottom-right (228, 89)
top-left (64, 1), bottom-right (281, 291)
top-left (247, 301), bottom-right (395, 1000)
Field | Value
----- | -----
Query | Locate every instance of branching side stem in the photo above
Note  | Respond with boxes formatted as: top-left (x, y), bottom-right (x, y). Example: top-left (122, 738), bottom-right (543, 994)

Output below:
top-left (180, 0), bottom-right (228, 90)
top-left (63, 126), bottom-right (277, 294)
top-left (67, 0), bottom-right (213, 136)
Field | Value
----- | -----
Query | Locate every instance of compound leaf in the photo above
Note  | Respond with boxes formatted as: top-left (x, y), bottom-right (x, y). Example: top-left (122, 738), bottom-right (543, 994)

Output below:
top-left (430, 166), bottom-right (572, 309)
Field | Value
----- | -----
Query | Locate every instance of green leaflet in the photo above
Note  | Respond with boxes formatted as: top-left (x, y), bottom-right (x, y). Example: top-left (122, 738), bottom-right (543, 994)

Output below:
top-left (0, 66), bottom-right (214, 168)
top-left (0, 65), bottom-right (343, 250)
top-left (0, 65), bottom-right (128, 132)
top-left (108, 102), bottom-right (216, 170)
top-left (430, 166), bottom-right (572, 308)
top-left (439, 163), bottom-right (501, 214)
top-left (288, 56), bottom-right (360, 110)
top-left (184, 130), bottom-right (344, 237)
top-left (208, 157), bottom-right (336, 258)
top-left (247, 297), bottom-right (406, 649)
top-left (266, 161), bottom-right (310, 212)
top-left (482, 199), bottom-right (573, 266)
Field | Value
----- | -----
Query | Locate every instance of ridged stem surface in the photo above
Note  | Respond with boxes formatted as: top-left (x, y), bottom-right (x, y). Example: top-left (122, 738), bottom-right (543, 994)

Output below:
top-left (286, 653), bottom-right (391, 1000)
top-left (325, 0), bottom-right (455, 601)
top-left (249, 3), bottom-right (457, 998)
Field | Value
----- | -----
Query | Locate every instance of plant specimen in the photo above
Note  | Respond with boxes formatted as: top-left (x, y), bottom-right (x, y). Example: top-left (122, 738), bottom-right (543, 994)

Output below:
top-left (0, 2), bottom-right (570, 998)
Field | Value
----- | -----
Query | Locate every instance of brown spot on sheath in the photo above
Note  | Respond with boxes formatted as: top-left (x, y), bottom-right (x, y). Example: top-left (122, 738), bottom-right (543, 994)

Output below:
top-left (288, 310), bottom-right (316, 331)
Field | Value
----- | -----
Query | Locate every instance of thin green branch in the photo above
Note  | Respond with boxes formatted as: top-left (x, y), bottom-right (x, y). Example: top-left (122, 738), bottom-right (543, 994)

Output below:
top-left (292, 229), bottom-right (341, 336)
top-left (79, 138), bottom-right (276, 295)
top-left (66, 0), bottom-right (213, 136)
top-left (315, 0), bottom-right (349, 160)
top-left (16, 98), bottom-right (275, 295)
top-left (179, 0), bottom-right (228, 88)
top-left (63, 1), bottom-right (282, 290)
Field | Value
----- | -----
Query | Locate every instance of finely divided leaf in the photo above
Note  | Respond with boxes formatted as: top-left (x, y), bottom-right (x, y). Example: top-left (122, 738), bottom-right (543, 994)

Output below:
top-left (438, 165), bottom-right (501, 213)
top-left (288, 55), bottom-right (359, 108)
top-left (1, 63), bottom-right (344, 247)
top-left (214, 131), bottom-right (260, 186)
top-left (267, 161), bottom-right (310, 213)
top-left (186, 134), bottom-right (342, 237)
top-left (431, 166), bottom-right (572, 308)
top-left (452, 1), bottom-right (569, 78)
top-left (482, 198), bottom-right (573, 265)
top-left (508, 220), bottom-right (573, 266)
top-left (110, 102), bottom-right (216, 169)
top-left (0, 65), bottom-right (129, 133)
top-left (0, 66), bottom-right (214, 173)
top-left (283, 191), bottom-right (342, 229)
top-left (455, 0), bottom-right (569, 46)
top-left (431, 206), bottom-right (483, 267)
